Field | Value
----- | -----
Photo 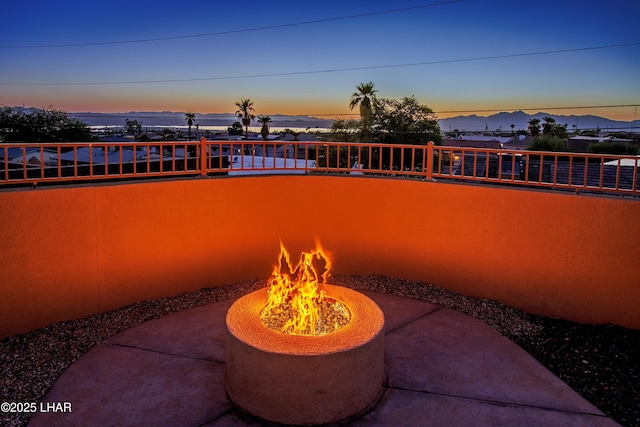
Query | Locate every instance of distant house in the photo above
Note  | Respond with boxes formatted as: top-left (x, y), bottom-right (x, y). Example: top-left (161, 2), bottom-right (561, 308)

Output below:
top-left (1, 147), bottom-right (58, 166)
top-left (228, 155), bottom-right (316, 175)
top-left (443, 135), bottom-right (515, 149)
top-left (56, 146), bottom-right (157, 165)
top-left (252, 143), bottom-right (316, 159)
top-left (279, 132), bottom-right (321, 142)
top-left (603, 156), bottom-right (640, 167)
top-left (568, 136), bottom-right (634, 152)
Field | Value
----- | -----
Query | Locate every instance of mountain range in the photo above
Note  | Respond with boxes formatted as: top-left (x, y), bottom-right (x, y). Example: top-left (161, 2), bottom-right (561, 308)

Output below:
top-left (70, 110), bottom-right (638, 133)
top-left (438, 110), bottom-right (637, 133)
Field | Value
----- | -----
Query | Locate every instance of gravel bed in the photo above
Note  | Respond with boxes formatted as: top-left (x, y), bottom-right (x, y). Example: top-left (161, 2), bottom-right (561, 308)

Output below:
top-left (1, 275), bottom-right (638, 427)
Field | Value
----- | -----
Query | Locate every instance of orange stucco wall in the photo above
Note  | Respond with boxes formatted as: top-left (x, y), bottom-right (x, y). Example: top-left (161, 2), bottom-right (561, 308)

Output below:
top-left (1, 175), bottom-right (639, 338)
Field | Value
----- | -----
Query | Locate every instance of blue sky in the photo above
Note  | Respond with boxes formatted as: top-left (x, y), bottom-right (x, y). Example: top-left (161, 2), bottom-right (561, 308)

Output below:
top-left (1, 0), bottom-right (639, 120)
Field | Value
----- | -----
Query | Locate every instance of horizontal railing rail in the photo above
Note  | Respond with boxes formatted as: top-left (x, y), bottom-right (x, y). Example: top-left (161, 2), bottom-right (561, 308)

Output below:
top-left (1, 139), bottom-right (638, 196)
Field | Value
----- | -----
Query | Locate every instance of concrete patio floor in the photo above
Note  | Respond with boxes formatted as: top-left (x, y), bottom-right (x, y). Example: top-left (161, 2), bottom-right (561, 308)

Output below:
top-left (28, 291), bottom-right (618, 426)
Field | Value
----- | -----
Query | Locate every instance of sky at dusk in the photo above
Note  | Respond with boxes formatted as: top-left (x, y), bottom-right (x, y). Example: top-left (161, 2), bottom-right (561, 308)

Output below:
top-left (1, 0), bottom-right (639, 121)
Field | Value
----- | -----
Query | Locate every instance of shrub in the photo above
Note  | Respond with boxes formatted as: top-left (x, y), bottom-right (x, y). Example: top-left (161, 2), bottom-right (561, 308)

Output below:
top-left (527, 135), bottom-right (569, 152)
top-left (228, 121), bottom-right (243, 136)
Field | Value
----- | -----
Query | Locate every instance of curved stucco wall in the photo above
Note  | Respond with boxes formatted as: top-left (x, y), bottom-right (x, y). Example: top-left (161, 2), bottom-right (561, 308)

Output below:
top-left (1, 175), bottom-right (639, 338)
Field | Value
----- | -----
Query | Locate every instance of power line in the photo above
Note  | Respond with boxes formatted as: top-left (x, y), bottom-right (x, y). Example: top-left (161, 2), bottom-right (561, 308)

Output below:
top-left (0, 1), bottom-right (463, 49)
top-left (4, 104), bottom-right (638, 133)
top-left (5, 105), bottom-right (635, 119)
top-left (433, 104), bottom-right (640, 115)
top-left (75, 104), bottom-right (640, 123)
top-left (3, 42), bottom-right (637, 86)
top-left (225, 105), bottom-right (640, 125)
top-left (307, 104), bottom-right (640, 117)
top-left (298, 105), bottom-right (640, 123)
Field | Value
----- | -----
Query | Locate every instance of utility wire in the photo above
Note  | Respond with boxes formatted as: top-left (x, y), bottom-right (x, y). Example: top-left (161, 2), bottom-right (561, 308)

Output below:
top-left (429, 104), bottom-right (640, 116)
top-left (0, 1), bottom-right (463, 49)
top-left (308, 104), bottom-right (640, 121)
top-left (1, 120), bottom-right (633, 133)
top-left (312, 105), bottom-right (640, 116)
top-left (75, 104), bottom-right (640, 124)
top-left (47, 104), bottom-right (640, 118)
top-left (2, 42), bottom-right (637, 86)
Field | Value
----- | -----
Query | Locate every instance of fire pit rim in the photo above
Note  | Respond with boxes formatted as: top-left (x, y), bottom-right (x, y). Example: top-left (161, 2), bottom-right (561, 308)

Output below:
top-left (226, 284), bottom-right (384, 356)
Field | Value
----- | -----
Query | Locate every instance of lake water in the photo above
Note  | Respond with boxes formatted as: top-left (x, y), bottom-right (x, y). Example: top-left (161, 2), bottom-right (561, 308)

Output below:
top-left (91, 125), bottom-right (330, 134)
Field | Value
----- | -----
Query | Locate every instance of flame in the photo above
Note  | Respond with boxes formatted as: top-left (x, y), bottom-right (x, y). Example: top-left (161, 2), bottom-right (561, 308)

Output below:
top-left (260, 241), bottom-right (349, 335)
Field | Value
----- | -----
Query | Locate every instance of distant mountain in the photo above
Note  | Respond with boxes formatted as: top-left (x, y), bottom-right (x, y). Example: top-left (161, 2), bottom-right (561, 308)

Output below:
top-left (438, 110), bottom-right (638, 133)
top-left (70, 111), bottom-right (334, 129)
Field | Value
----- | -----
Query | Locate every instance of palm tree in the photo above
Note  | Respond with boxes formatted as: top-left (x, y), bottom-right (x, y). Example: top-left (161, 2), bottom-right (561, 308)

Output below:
top-left (542, 116), bottom-right (556, 135)
top-left (258, 115), bottom-right (272, 141)
top-left (235, 99), bottom-right (255, 140)
top-left (185, 112), bottom-right (196, 140)
top-left (528, 118), bottom-right (541, 137)
top-left (349, 82), bottom-right (377, 126)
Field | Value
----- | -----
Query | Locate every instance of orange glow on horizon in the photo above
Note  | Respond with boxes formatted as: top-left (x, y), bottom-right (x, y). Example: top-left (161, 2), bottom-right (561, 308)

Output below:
top-left (3, 91), bottom-right (635, 122)
top-left (9, 94), bottom-right (355, 119)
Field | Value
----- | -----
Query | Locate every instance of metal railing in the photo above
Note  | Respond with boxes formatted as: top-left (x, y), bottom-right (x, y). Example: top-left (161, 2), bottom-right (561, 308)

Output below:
top-left (431, 145), bottom-right (639, 196)
top-left (1, 139), bottom-right (638, 196)
top-left (0, 140), bottom-right (203, 184)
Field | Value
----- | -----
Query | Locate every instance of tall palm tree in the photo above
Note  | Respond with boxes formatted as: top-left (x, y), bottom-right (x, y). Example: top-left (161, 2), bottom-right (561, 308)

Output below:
top-left (185, 112), bottom-right (196, 140)
top-left (258, 115), bottom-right (272, 141)
top-left (528, 118), bottom-right (541, 137)
top-left (349, 82), bottom-right (377, 125)
top-left (235, 99), bottom-right (255, 140)
top-left (542, 116), bottom-right (556, 135)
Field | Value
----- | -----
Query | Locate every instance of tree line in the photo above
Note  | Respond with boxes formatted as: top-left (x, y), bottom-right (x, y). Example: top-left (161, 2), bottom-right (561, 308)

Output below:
top-left (526, 116), bottom-right (637, 154)
top-left (0, 106), bottom-right (92, 142)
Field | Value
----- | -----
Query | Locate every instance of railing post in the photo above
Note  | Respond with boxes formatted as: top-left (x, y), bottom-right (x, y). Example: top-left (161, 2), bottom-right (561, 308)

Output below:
top-left (200, 137), bottom-right (207, 177)
top-left (425, 141), bottom-right (434, 181)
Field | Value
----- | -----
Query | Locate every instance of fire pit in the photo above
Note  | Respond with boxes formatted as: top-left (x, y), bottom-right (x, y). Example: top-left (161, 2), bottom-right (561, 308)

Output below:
top-left (225, 242), bottom-right (385, 425)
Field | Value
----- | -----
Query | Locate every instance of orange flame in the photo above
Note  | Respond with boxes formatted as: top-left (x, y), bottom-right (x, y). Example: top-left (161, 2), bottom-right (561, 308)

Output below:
top-left (260, 241), bottom-right (334, 335)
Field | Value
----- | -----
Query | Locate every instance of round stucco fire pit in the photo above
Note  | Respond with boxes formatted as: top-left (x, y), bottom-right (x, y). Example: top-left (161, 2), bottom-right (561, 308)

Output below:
top-left (225, 284), bottom-right (385, 425)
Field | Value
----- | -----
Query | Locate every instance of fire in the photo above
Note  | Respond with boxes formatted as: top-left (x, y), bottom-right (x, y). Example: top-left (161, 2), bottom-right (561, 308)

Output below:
top-left (260, 241), bottom-right (351, 335)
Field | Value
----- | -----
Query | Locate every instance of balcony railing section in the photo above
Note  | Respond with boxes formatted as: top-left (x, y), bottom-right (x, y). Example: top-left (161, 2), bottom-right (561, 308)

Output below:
top-left (0, 141), bottom-right (205, 184)
top-left (1, 139), bottom-right (638, 196)
top-left (432, 145), bottom-right (639, 196)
